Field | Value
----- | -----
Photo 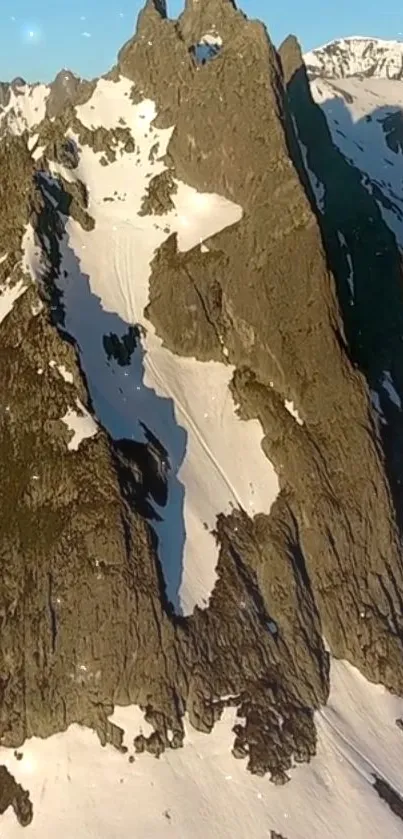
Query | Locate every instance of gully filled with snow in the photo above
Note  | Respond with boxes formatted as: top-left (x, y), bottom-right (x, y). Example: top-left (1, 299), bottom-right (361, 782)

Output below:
top-left (45, 76), bottom-right (279, 614)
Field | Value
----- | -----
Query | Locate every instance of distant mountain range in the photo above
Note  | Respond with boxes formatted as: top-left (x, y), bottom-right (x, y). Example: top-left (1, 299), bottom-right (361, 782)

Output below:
top-left (304, 35), bottom-right (403, 79)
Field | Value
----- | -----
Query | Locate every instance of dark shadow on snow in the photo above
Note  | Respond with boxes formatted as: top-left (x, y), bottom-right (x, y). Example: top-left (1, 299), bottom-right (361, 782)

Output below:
top-left (189, 41), bottom-right (222, 66)
top-left (35, 188), bottom-right (188, 614)
top-left (281, 58), bottom-right (403, 531)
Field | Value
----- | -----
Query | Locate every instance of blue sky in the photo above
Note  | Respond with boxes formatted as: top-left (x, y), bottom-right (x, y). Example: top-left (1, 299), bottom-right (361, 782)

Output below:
top-left (1, 0), bottom-right (402, 82)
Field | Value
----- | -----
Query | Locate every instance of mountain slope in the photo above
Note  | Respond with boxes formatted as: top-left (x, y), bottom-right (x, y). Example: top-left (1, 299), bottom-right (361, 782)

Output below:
top-left (304, 36), bottom-right (403, 79)
top-left (2, 2), bottom-right (403, 837)
top-left (309, 74), bottom-right (403, 248)
top-left (303, 35), bottom-right (403, 248)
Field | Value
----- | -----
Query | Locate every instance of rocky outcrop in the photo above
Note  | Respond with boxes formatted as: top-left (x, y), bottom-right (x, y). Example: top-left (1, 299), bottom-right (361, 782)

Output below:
top-left (0, 766), bottom-right (32, 826)
top-left (46, 70), bottom-right (95, 119)
top-left (122, 0), bottom-right (403, 692)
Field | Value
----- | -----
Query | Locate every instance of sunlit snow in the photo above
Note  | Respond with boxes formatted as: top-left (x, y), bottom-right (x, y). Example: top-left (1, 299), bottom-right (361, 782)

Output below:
top-left (61, 400), bottom-right (98, 450)
top-left (2, 661), bottom-right (403, 838)
top-left (0, 280), bottom-right (27, 325)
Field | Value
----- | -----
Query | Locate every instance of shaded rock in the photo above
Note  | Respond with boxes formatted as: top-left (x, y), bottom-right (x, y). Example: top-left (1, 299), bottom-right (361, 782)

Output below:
top-left (382, 110), bottom-right (403, 155)
top-left (138, 170), bottom-right (178, 215)
top-left (373, 774), bottom-right (403, 823)
top-left (46, 70), bottom-right (95, 119)
top-left (0, 766), bottom-right (32, 826)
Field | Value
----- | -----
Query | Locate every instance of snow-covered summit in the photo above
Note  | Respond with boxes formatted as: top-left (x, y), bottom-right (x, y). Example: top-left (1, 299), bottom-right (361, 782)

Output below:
top-left (304, 36), bottom-right (403, 79)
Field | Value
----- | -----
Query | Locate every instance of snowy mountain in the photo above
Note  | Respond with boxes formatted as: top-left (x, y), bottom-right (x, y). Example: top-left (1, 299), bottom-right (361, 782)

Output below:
top-left (2, 1), bottom-right (403, 837)
top-left (302, 36), bottom-right (403, 251)
top-left (304, 36), bottom-right (403, 79)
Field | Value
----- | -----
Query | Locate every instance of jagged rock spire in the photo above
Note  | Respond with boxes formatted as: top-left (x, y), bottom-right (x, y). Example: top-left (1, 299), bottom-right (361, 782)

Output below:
top-left (144, 0), bottom-right (167, 16)
top-left (180, 0), bottom-right (241, 42)
top-left (278, 34), bottom-right (304, 83)
top-left (134, 0), bottom-right (167, 34)
top-left (184, 0), bottom-right (237, 9)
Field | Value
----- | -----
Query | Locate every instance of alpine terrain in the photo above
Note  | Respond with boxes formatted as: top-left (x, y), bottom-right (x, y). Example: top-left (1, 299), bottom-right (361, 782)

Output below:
top-left (1, 2), bottom-right (403, 837)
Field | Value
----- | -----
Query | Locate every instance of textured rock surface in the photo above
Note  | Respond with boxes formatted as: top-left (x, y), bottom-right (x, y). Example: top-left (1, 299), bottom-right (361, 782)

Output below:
top-left (0, 766), bottom-right (32, 826)
top-left (1, 0), bottom-right (403, 827)
top-left (0, 132), bottom-right (326, 820)
top-left (131, 0), bottom-right (403, 692)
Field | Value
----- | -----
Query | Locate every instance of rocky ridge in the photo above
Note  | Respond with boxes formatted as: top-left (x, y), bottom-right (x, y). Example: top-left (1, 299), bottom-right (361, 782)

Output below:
top-left (1, 0), bottom-right (403, 828)
top-left (304, 36), bottom-right (403, 80)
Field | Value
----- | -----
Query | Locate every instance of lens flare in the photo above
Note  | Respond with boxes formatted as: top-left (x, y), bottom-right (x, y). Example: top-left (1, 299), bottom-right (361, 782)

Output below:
top-left (21, 23), bottom-right (43, 45)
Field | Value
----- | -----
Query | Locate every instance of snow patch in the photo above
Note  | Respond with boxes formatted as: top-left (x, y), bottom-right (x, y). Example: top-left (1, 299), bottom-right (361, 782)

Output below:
top-left (285, 400), bottom-right (304, 425)
top-left (292, 117), bottom-right (326, 212)
top-left (193, 33), bottom-right (223, 64)
top-left (371, 389), bottom-right (387, 425)
top-left (382, 370), bottom-right (401, 409)
top-left (57, 364), bottom-right (74, 384)
top-left (108, 705), bottom-right (155, 746)
top-left (61, 400), bottom-right (98, 450)
top-left (2, 660), bottom-right (403, 838)
top-left (0, 280), bottom-right (27, 325)
top-left (21, 223), bottom-right (45, 281)
top-left (0, 83), bottom-right (49, 135)
top-left (337, 231), bottom-right (355, 298)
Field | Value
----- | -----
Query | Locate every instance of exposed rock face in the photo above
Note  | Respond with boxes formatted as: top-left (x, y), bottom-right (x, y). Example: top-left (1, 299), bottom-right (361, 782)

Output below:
top-left (2, 0), bottom-right (403, 828)
top-left (46, 70), bottom-right (95, 119)
top-left (125, 0), bottom-right (403, 692)
top-left (0, 766), bottom-right (32, 826)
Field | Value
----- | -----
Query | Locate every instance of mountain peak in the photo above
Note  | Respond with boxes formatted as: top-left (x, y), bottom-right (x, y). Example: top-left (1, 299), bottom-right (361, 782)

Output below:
top-left (304, 35), bottom-right (403, 79)
top-left (278, 34), bottom-right (304, 82)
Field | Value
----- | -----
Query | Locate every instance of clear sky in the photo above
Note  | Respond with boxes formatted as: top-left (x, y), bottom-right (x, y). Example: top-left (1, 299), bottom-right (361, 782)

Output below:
top-left (1, 0), bottom-right (402, 83)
